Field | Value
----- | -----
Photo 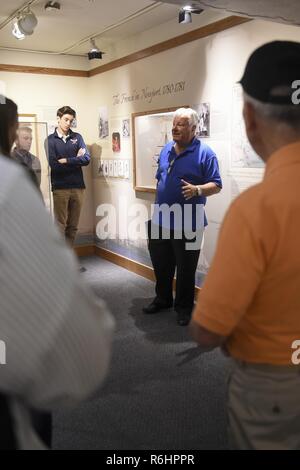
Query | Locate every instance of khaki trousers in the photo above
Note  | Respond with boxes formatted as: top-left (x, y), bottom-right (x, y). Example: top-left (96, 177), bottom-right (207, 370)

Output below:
top-left (53, 189), bottom-right (84, 246)
top-left (228, 360), bottom-right (300, 450)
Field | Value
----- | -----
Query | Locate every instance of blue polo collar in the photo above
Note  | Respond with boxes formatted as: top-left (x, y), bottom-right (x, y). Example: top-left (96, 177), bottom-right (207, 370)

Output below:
top-left (169, 137), bottom-right (199, 157)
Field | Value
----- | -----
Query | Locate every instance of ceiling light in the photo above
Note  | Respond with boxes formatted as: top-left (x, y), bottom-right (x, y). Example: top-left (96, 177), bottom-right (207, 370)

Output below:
top-left (12, 21), bottom-right (25, 40)
top-left (12, 10), bottom-right (38, 40)
top-left (179, 9), bottom-right (192, 24)
top-left (45, 1), bottom-right (61, 11)
top-left (88, 39), bottom-right (104, 60)
top-left (179, 5), bottom-right (204, 24)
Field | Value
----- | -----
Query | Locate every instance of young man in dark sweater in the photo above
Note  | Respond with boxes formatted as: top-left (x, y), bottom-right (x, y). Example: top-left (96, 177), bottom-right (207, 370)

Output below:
top-left (46, 106), bottom-right (90, 246)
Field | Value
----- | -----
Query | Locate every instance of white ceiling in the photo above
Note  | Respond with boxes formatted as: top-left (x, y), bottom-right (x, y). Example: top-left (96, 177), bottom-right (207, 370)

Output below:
top-left (0, 0), bottom-right (299, 59)
top-left (0, 0), bottom-right (180, 56)
top-left (159, 0), bottom-right (300, 27)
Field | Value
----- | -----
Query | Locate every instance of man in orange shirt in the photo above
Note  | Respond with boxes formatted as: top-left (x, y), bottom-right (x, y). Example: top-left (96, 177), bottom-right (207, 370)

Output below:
top-left (191, 41), bottom-right (300, 450)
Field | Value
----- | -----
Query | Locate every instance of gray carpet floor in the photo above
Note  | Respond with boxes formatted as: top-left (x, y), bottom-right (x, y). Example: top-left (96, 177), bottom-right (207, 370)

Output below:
top-left (53, 256), bottom-right (231, 450)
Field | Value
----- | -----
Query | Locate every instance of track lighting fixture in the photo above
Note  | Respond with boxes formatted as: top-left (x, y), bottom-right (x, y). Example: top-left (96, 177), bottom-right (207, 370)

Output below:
top-left (179, 5), bottom-right (204, 24)
top-left (12, 9), bottom-right (38, 40)
top-left (44, 1), bottom-right (61, 11)
top-left (88, 38), bottom-right (104, 60)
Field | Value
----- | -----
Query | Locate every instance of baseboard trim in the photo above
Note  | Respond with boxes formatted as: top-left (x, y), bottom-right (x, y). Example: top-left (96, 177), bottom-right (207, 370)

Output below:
top-left (76, 244), bottom-right (201, 296)
top-left (95, 246), bottom-right (156, 282)
top-left (74, 245), bottom-right (96, 257)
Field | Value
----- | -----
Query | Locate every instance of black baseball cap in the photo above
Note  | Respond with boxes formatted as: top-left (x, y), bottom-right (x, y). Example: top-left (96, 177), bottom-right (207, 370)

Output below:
top-left (239, 41), bottom-right (300, 104)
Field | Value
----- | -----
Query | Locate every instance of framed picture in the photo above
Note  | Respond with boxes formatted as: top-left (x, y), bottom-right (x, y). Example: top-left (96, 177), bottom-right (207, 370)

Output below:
top-left (132, 106), bottom-right (186, 193)
top-left (122, 119), bottom-right (130, 138)
top-left (112, 132), bottom-right (121, 153)
top-left (195, 103), bottom-right (210, 138)
top-left (98, 106), bottom-right (109, 139)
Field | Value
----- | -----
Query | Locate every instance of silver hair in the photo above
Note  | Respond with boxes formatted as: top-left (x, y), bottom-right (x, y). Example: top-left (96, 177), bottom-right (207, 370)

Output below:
top-left (174, 107), bottom-right (200, 127)
top-left (18, 126), bottom-right (32, 134)
top-left (243, 92), bottom-right (300, 129)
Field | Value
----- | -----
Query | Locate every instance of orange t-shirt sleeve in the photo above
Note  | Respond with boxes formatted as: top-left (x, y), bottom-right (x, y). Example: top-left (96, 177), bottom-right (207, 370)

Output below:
top-left (193, 202), bottom-right (264, 336)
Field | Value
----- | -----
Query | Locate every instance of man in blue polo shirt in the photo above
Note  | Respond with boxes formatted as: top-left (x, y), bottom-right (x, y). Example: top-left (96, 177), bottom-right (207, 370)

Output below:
top-left (143, 107), bottom-right (222, 326)
top-left (46, 106), bottom-right (90, 246)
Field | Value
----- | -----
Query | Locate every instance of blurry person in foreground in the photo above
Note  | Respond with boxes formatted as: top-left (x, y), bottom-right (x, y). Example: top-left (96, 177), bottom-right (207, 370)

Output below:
top-left (0, 95), bottom-right (114, 450)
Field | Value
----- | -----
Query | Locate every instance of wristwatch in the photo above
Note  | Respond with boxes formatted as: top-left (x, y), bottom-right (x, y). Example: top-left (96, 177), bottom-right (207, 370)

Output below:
top-left (197, 185), bottom-right (202, 196)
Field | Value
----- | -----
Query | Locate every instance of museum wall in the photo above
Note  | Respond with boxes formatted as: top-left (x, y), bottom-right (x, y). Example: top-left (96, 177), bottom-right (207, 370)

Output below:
top-left (0, 67), bottom-right (94, 238)
top-left (87, 19), bottom-right (300, 276)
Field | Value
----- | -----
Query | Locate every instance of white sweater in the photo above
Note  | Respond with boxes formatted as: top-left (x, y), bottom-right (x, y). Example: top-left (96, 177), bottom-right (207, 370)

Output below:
top-left (0, 156), bottom-right (114, 449)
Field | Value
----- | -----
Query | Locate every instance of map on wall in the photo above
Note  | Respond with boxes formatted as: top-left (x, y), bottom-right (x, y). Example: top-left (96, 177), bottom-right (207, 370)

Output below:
top-left (231, 85), bottom-right (264, 169)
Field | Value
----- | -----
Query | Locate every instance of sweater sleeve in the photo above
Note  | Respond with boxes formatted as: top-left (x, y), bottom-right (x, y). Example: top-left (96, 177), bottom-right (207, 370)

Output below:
top-left (46, 136), bottom-right (70, 173)
top-left (65, 134), bottom-right (91, 167)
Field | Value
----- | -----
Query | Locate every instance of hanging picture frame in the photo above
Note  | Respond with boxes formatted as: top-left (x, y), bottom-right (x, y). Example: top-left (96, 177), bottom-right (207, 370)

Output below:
top-left (132, 106), bottom-right (188, 192)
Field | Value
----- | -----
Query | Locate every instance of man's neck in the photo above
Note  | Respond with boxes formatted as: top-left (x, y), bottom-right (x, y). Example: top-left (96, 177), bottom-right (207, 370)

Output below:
top-left (174, 138), bottom-right (194, 155)
top-left (261, 134), bottom-right (300, 163)
top-left (57, 127), bottom-right (69, 137)
top-left (15, 147), bottom-right (28, 155)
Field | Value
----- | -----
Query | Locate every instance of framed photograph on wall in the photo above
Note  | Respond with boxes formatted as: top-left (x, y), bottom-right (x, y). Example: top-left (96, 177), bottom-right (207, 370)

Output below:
top-left (195, 103), bottom-right (210, 138)
top-left (98, 106), bottom-right (109, 139)
top-left (132, 106), bottom-right (187, 193)
top-left (122, 118), bottom-right (130, 138)
top-left (112, 132), bottom-right (121, 153)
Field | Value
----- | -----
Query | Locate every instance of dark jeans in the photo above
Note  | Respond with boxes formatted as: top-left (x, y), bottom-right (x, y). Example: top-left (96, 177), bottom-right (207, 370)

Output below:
top-left (147, 222), bottom-right (201, 315)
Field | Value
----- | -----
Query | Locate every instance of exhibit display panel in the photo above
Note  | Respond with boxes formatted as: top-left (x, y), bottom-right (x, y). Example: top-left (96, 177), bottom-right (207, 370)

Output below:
top-left (132, 107), bottom-right (181, 192)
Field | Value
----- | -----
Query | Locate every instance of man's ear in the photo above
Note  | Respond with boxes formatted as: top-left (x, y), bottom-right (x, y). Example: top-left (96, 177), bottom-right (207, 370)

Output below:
top-left (243, 101), bottom-right (257, 138)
